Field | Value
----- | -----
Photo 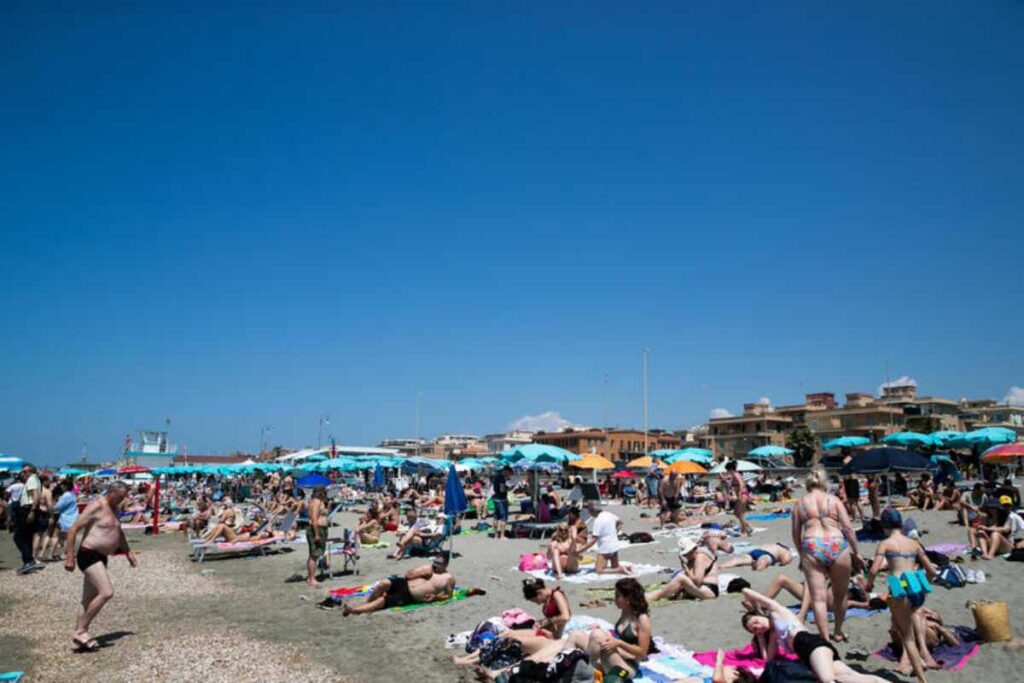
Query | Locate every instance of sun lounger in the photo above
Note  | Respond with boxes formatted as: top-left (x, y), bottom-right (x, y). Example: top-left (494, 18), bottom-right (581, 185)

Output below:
top-left (403, 515), bottom-right (452, 558)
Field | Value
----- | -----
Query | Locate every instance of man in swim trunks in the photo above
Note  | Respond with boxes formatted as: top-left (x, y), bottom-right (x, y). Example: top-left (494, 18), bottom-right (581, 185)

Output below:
top-left (719, 542), bottom-right (793, 571)
top-left (63, 480), bottom-right (137, 652)
top-left (342, 553), bottom-right (455, 615)
top-left (306, 487), bottom-right (329, 587)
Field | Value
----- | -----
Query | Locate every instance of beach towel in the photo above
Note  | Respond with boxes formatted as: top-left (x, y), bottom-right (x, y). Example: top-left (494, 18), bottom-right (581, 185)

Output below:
top-left (563, 615), bottom-right (615, 634)
top-left (789, 605), bottom-right (886, 620)
top-left (927, 542), bottom-right (969, 556)
top-left (356, 540), bottom-right (390, 549)
top-left (635, 654), bottom-right (709, 683)
top-left (873, 626), bottom-right (980, 671)
top-left (389, 587), bottom-right (483, 612)
top-left (693, 642), bottom-right (797, 670)
top-left (748, 512), bottom-right (791, 521)
top-left (329, 583), bottom-right (375, 599)
top-left (0, 673), bottom-right (25, 682)
top-left (523, 563), bottom-right (667, 584)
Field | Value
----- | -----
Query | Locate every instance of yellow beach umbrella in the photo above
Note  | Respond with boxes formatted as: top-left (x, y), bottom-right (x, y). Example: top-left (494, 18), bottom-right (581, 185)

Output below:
top-left (665, 460), bottom-right (707, 475)
top-left (626, 456), bottom-right (653, 469)
top-left (570, 454), bottom-right (616, 470)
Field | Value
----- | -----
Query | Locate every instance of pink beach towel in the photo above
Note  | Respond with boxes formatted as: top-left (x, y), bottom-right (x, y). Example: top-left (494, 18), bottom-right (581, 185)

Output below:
top-left (693, 643), bottom-right (797, 670)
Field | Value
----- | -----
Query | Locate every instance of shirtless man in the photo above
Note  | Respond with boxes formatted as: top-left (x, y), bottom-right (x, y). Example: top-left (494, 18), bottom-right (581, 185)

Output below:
top-left (306, 487), bottom-right (329, 587)
top-left (63, 481), bottom-right (137, 652)
top-left (342, 554), bottom-right (455, 615)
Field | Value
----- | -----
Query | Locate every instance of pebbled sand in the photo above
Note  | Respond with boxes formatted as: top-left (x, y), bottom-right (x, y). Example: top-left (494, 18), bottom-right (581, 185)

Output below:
top-left (1, 500), bottom-right (1021, 682)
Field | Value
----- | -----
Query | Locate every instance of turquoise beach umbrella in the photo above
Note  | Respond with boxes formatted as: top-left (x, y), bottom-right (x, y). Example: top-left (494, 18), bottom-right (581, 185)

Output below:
top-left (663, 448), bottom-right (714, 465)
top-left (883, 432), bottom-right (937, 449)
top-left (822, 436), bottom-right (871, 450)
top-left (499, 444), bottom-right (581, 464)
top-left (747, 445), bottom-right (793, 458)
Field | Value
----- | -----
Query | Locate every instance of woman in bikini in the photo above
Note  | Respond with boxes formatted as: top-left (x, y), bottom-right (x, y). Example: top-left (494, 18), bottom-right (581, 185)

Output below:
top-left (522, 577), bottom-right (571, 638)
top-left (356, 506), bottom-right (382, 545)
top-left (545, 524), bottom-right (580, 579)
top-left (718, 542), bottom-right (792, 571)
top-left (866, 508), bottom-right (940, 683)
top-left (792, 468), bottom-right (864, 643)
top-left (721, 461), bottom-right (753, 536)
top-left (646, 536), bottom-right (724, 602)
top-left (567, 578), bottom-right (652, 681)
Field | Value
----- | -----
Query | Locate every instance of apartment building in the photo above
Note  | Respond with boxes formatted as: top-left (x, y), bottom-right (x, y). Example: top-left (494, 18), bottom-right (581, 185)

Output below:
top-left (532, 428), bottom-right (681, 463)
top-left (700, 402), bottom-right (793, 461)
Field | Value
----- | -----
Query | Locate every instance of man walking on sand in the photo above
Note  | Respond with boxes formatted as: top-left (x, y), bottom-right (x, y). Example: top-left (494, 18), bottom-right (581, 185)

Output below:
top-left (64, 480), bottom-right (137, 652)
top-left (306, 487), bottom-right (329, 587)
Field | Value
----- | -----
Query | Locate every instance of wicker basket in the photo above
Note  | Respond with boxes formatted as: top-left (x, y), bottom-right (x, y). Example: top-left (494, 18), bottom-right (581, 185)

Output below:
top-left (971, 600), bottom-right (1012, 642)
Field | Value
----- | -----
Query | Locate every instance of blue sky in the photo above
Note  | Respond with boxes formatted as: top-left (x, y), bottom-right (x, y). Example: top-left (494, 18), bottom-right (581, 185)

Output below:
top-left (2, 2), bottom-right (1022, 464)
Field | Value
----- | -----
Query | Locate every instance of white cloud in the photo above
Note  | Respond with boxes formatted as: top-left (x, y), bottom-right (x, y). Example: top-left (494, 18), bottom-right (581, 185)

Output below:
top-left (1005, 387), bottom-right (1024, 406)
top-left (878, 375), bottom-right (917, 395)
top-left (508, 411), bottom-right (579, 433)
top-left (756, 396), bottom-right (772, 406)
top-left (709, 408), bottom-right (733, 419)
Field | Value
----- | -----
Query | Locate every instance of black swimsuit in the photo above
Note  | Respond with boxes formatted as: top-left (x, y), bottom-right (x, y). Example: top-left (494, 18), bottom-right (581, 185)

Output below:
top-left (76, 546), bottom-right (109, 572)
top-left (384, 576), bottom-right (415, 608)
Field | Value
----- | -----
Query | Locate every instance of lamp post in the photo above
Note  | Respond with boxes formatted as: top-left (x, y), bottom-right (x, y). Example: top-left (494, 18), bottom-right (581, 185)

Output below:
top-left (260, 425), bottom-right (271, 456)
top-left (414, 391), bottom-right (422, 456)
top-left (318, 413), bottom-right (330, 449)
top-left (642, 349), bottom-right (649, 455)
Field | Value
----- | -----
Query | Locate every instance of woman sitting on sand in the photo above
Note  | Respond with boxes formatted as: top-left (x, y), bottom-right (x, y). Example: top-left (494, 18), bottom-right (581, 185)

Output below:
top-left (979, 495), bottom-right (1024, 560)
top-left (522, 577), bottom-right (571, 638)
top-left (545, 524), bottom-right (580, 579)
top-left (646, 536), bottom-right (738, 603)
top-left (934, 481), bottom-right (961, 511)
top-left (356, 506), bottom-right (382, 545)
top-left (564, 578), bottom-right (651, 681)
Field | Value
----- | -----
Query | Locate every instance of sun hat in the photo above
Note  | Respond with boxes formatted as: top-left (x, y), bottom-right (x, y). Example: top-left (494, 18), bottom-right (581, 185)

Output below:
top-left (677, 537), bottom-right (697, 556)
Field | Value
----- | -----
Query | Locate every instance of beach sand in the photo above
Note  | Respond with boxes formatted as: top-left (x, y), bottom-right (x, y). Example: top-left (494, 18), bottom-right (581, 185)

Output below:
top-left (1, 501), bottom-right (1020, 681)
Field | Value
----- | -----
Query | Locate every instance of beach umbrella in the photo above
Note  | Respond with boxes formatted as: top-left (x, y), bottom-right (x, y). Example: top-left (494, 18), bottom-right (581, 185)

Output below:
top-left (840, 447), bottom-right (929, 474)
top-left (94, 467), bottom-right (117, 477)
top-left (0, 456), bottom-right (25, 472)
top-left (304, 454), bottom-right (328, 462)
top-left (947, 427), bottom-right (1017, 449)
top-left (626, 456), bottom-right (653, 469)
top-left (747, 445), bottom-right (793, 458)
top-left (56, 467), bottom-right (87, 477)
top-left (665, 460), bottom-right (708, 475)
top-left (569, 454), bottom-right (615, 484)
top-left (929, 431), bottom-right (965, 448)
top-left (444, 464), bottom-right (468, 562)
top-left (372, 463), bottom-right (385, 489)
top-left (499, 444), bottom-right (581, 464)
top-left (297, 472), bottom-right (330, 488)
top-left (822, 436), bottom-right (871, 450)
top-left (882, 432), bottom-right (937, 449)
top-left (612, 469), bottom-right (637, 480)
top-left (981, 443), bottom-right (1024, 463)
top-left (648, 449), bottom-right (678, 459)
top-left (663, 448), bottom-right (714, 465)
top-left (709, 459), bottom-right (762, 474)
top-left (117, 464), bottom-right (161, 534)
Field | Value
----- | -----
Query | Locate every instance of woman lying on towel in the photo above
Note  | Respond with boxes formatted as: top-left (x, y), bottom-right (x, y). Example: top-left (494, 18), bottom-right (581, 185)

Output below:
top-left (886, 606), bottom-right (960, 669)
top-left (736, 588), bottom-right (888, 683)
top-left (759, 574), bottom-right (887, 619)
top-left (718, 543), bottom-right (793, 572)
top-left (545, 525), bottom-right (580, 580)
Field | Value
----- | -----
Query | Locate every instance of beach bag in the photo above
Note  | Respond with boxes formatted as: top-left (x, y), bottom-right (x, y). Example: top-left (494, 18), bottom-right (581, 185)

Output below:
top-left (970, 600), bottom-right (1012, 642)
top-left (925, 550), bottom-right (950, 567)
top-left (1006, 548), bottom-right (1024, 562)
top-left (467, 620), bottom-right (501, 653)
top-left (937, 564), bottom-right (966, 588)
top-left (627, 532), bottom-right (654, 544)
top-left (519, 553), bottom-right (549, 572)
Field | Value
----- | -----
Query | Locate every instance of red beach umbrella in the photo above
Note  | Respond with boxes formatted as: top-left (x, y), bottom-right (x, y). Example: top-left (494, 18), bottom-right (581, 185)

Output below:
top-left (116, 464), bottom-right (160, 534)
top-left (612, 470), bottom-right (637, 480)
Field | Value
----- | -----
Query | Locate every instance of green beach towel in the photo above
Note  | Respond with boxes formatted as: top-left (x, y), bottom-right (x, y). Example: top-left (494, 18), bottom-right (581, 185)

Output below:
top-left (389, 588), bottom-right (481, 612)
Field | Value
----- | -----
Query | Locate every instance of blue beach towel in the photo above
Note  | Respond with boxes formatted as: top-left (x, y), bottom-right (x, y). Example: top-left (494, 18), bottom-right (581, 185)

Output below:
top-left (748, 512), bottom-right (791, 521)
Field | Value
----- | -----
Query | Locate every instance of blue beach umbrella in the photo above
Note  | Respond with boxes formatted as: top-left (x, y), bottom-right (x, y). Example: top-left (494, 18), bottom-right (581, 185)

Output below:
top-left (663, 448), bottom-right (714, 465)
top-left (444, 464), bottom-right (468, 561)
top-left (297, 472), bottom-right (330, 488)
top-left (94, 467), bottom-right (117, 477)
top-left (499, 444), bottom-right (580, 464)
top-left (959, 427), bottom-right (1017, 449)
top-left (841, 447), bottom-right (929, 474)
top-left (372, 463), bottom-right (385, 488)
top-left (822, 436), bottom-right (871, 450)
top-left (0, 455), bottom-right (25, 472)
top-left (747, 445), bottom-right (793, 458)
top-left (929, 431), bottom-right (965, 448)
top-left (883, 432), bottom-right (937, 449)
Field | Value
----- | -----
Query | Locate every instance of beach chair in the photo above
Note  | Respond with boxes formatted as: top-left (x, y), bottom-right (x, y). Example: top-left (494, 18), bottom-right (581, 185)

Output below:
top-left (324, 528), bottom-right (360, 575)
top-left (403, 516), bottom-right (452, 558)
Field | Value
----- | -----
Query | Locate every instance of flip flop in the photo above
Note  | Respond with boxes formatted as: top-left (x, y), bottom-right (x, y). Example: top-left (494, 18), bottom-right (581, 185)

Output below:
top-left (71, 637), bottom-right (99, 653)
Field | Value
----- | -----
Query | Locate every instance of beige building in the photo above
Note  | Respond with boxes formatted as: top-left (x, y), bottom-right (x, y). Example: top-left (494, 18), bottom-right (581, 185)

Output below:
top-left (700, 402), bottom-right (793, 461)
top-left (532, 428), bottom-right (681, 463)
top-left (806, 392), bottom-right (905, 443)
top-left (959, 399), bottom-right (1024, 437)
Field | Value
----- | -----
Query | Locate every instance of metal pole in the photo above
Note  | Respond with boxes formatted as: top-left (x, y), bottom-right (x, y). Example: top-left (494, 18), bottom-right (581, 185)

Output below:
top-left (318, 413), bottom-right (330, 449)
top-left (603, 373), bottom-right (611, 430)
top-left (642, 349), bottom-right (649, 455)
top-left (414, 392), bottom-right (422, 456)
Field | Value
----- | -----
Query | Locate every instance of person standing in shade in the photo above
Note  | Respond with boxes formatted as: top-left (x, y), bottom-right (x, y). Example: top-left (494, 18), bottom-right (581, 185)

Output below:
top-left (64, 481), bottom-right (137, 652)
top-left (491, 465), bottom-right (512, 540)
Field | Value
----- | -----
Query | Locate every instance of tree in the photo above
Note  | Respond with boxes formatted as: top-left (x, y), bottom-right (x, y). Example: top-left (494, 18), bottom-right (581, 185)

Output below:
top-left (786, 428), bottom-right (819, 468)
top-left (905, 416), bottom-right (941, 434)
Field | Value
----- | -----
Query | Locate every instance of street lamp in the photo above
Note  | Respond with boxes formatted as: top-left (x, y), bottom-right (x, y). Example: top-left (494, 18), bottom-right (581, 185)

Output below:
top-left (318, 413), bottom-right (330, 449)
top-left (260, 425), bottom-right (271, 456)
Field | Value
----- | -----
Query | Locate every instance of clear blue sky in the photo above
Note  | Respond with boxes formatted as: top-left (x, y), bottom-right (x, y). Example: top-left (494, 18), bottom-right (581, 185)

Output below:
top-left (2, 2), bottom-right (1022, 465)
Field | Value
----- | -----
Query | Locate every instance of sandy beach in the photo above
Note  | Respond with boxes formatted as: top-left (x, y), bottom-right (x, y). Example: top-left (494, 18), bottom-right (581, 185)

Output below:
top-left (1, 499), bottom-right (1020, 682)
